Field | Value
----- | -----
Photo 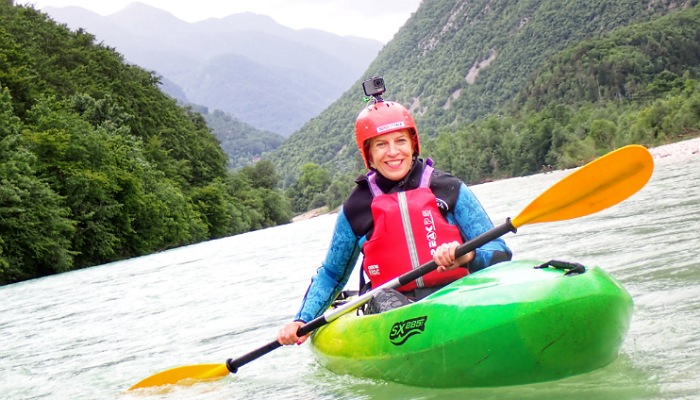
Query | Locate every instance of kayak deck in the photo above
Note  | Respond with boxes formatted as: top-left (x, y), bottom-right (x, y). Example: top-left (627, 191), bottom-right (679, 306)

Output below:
top-left (310, 260), bottom-right (633, 387)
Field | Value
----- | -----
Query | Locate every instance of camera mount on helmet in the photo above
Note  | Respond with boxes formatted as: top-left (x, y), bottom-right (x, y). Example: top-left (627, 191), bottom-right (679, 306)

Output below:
top-left (362, 76), bottom-right (386, 102)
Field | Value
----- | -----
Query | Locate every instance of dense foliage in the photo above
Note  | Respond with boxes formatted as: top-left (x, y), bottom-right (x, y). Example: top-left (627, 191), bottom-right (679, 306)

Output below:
top-left (270, 0), bottom-right (700, 203)
top-left (0, 3), bottom-right (292, 285)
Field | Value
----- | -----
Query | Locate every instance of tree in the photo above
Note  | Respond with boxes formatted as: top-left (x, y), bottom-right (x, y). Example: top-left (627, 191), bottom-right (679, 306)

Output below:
top-left (589, 118), bottom-right (618, 150)
top-left (240, 159), bottom-right (279, 190)
top-left (324, 173), bottom-right (357, 210)
top-left (287, 163), bottom-right (331, 213)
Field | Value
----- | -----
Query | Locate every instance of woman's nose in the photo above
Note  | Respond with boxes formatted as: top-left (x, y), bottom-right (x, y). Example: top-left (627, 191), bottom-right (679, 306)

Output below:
top-left (387, 142), bottom-right (400, 155)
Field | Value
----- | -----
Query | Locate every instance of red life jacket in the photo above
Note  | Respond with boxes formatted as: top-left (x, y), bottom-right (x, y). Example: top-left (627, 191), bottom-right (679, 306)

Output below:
top-left (362, 163), bottom-right (468, 292)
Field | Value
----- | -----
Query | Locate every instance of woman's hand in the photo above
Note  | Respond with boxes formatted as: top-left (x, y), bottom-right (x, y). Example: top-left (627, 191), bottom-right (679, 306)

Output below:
top-left (277, 320), bottom-right (310, 345)
top-left (434, 241), bottom-right (474, 272)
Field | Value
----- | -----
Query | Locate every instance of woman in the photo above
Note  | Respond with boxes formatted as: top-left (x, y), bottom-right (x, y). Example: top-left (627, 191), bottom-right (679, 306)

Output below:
top-left (278, 98), bottom-right (512, 345)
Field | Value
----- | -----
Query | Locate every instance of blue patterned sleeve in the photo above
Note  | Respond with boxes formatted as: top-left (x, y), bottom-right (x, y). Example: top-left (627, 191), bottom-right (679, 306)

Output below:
top-left (450, 183), bottom-right (512, 272)
top-left (294, 207), bottom-right (361, 323)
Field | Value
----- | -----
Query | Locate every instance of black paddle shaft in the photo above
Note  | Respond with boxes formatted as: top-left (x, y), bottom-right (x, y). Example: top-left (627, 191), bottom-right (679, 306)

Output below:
top-left (397, 218), bottom-right (516, 287)
top-left (227, 340), bottom-right (281, 373)
top-left (226, 218), bottom-right (516, 374)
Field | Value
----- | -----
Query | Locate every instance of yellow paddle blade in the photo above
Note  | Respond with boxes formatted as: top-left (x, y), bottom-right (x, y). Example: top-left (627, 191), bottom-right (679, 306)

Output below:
top-left (512, 144), bottom-right (653, 228)
top-left (128, 363), bottom-right (229, 391)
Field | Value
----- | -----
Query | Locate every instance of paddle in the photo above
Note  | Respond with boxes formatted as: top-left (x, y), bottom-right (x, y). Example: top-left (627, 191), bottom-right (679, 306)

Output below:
top-left (128, 144), bottom-right (654, 391)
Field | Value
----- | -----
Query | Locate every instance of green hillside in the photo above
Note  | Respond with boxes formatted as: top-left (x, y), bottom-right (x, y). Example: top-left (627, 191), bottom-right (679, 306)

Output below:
top-left (423, 3), bottom-right (700, 182)
top-left (0, 2), bottom-right (292, 284)
top-left (271, 0), bottom-right (700, 195)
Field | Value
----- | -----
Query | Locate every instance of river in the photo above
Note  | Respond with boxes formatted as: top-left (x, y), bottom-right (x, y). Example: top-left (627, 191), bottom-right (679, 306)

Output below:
top-left (1, 147), bottom-right (698, 400)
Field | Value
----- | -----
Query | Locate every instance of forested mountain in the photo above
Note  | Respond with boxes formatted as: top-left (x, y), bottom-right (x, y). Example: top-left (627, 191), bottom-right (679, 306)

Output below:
top-left (272, 0), bottom-right (700, 199)
top-left (39, 3), bottom-right (383, 136)
top-left (0, 2), bottom-right (292, 284)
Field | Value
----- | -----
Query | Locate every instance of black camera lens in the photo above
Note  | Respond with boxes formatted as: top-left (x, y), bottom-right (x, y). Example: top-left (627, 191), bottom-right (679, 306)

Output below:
top-left (373, 79), bottom-right (384, 87)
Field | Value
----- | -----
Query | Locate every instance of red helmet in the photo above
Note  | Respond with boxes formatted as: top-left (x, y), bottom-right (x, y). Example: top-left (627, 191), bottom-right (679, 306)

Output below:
top-left (354, 101), bottom-right (420, 169)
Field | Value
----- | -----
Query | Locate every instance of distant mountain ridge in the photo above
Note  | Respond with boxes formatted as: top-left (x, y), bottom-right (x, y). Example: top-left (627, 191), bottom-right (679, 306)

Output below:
top-left (41, 2), bottom-right (383, 136)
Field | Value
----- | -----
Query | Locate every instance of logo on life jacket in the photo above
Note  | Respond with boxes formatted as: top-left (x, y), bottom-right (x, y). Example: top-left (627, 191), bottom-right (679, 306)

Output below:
top-left (389, 316), bottom-right (428, 346)
top-left (367, 264), bottom-right (380, 276)
top-left (423, 210), bottom-right (438, 255)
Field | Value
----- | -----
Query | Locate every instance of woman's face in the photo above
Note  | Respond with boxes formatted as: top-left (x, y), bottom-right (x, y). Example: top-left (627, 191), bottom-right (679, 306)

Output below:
top-left (368, 129), bottom-right (414, 181)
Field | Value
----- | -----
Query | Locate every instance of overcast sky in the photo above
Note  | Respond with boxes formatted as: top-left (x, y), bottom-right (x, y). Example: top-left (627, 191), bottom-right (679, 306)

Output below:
top-left (18, 0), bottom-right (422, 43)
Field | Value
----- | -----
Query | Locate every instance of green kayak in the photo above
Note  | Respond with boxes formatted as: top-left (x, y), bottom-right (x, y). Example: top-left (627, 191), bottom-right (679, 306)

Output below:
top-left (309, 259), bottom-right (633, 388)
